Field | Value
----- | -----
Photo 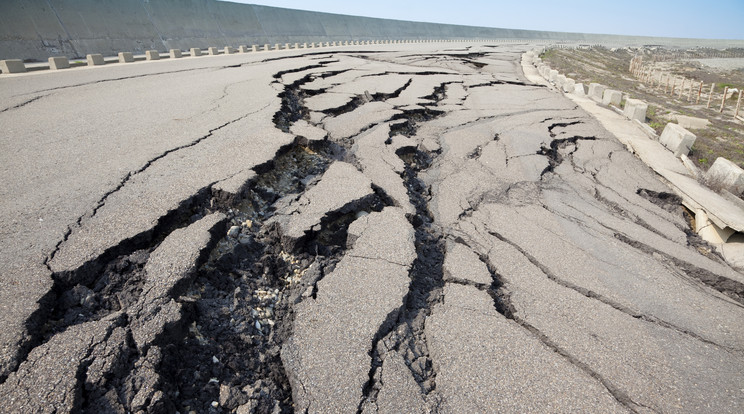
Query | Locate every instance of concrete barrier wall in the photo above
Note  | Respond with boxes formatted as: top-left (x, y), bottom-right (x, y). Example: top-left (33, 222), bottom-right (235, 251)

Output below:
top-left (2, 0), bottom-right (744, 61)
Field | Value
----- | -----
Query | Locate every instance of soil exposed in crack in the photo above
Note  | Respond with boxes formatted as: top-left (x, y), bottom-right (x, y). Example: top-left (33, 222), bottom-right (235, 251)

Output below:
top-left (272, 69), bottom-right (349, 132)
top-left (538, 136), bottom-right (597, 177)
top-left (358, 147), bottom-right (445, 412)
top-left (388, 108), bottom-right (446, 138)
top-left (162, 140), bottom-right (366, 413)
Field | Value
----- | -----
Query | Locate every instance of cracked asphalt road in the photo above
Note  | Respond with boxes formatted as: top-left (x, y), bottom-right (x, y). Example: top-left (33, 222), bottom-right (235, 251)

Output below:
top-left (1, 43), bottom-right (743, 413)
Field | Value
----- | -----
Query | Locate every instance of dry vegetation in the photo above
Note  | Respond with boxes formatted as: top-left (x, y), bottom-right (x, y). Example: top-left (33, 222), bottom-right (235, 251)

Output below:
top-left (541, 47), bottom-right (744, 171)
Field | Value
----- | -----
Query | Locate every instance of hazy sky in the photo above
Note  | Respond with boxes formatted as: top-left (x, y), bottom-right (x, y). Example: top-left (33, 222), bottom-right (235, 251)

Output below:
top-left (220, 0), bottom-right (744, 39)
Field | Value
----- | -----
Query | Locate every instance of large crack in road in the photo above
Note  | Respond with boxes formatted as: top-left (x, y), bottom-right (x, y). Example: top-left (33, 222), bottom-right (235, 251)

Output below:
top-left (2, 45), bottom-right (744, 413)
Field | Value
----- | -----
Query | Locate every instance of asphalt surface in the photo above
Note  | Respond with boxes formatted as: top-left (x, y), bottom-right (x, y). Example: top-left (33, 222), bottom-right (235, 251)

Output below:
top-left (1, 43), bottom-right (743, 413)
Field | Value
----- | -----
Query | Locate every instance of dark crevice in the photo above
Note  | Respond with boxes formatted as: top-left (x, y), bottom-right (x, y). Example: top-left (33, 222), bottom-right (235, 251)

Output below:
top-left (272, 64), bottom-right (325, 80)
top-left (358, 148), bottom-right (444, 412)
top-left (547, 120), bottom-right (583, 137)
top-left (358, 70), bottom-right (456, 77)
top-left (420, 80), bottom-right (463, 102)
top-left (0, 95), bottom-right (46, 113)
top-left (9, 127), bottom-right (344, 409)
top-left (467, 79), bottom-right (536, 88)
top-left (321, 95), bottom-right (367, 117)
top-left (510, 318), bottom-right (649, 414)
top-left (167, 144), bottom-right (395, 413)
top-left (272, 69), bottom-right (350, 132)
top-left (487, 229), bottom-right (742, 351)
top-left (44, 109), bottom-right (268, 274)
top-left (321, 78), bottom-right (413, 118)
top-left (614, 233), bottom-right (744, 305)
top-left (388, 108), bottom-right (446, 138)
top-left (258, 50), bottom-right (387, 64)
top-left (467, 145), bottom-right (482, 159)
top-left (479, 231), bottom-right (651, 413)
top-left (537, 136), bottom-right (597, 177)
top-left (592, 188), bottom-right (671, 240)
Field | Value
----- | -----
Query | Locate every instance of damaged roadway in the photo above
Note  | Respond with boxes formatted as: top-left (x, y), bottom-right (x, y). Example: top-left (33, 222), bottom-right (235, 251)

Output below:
top-left (1, 42), bottom-right (743, 413)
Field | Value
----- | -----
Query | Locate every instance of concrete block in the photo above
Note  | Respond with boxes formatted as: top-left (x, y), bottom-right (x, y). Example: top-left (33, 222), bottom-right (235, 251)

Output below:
top-left (705, 158), bottom-right (744, 194)
top-left (562, 78), bottom-right (575, 93)
top-left (556, 74), bottom-right (567, 87)
top-left (303, 43), bottom-right (308, 48)
top-left (588, 83), bottom-right (606, 102)
top-left (695, 209), bottom-right (735, 244)
top-left (309, 42), bottom-right (316, 48)
top-left (274, 44), bottom-right (280, 50)
top-left (252, 45), bottom-right (258, 52)
top-left (48, 56), bottom-right (70, 70)
top-left (208, 47), bottom-right (219, 55)
top-left (602, 89), bottom-right (622, 106)
top-left (190, 48), bottom-right (202, 57)
top-left (146, 50), bottom-right (160, 60)
top-left (623, 98), bottom-right (648, 122)
top-left (169, 49), bottom-right (182, 58)
top-left (239, 45), bottom-right (249, 53)
top-left (224, 46), bottom-right (236, 54)
top-left (86, 54), bottom-right (105, 66)
top-left (0, 59), bottom-right (26, 73)
top-left (118, 52), bottom-right (134, 63)
top-left (549, 70), bottom-right (558, 82)
top-left (294, 43), bottom-right (299, 49)
top-left (263, 44), bottom-right (270, 51)
top-left (284, 43), bottom-right (290, 49)
top-left (573, 83), bottom-right (586, 95)
top-left (659, 123), bottom-right (696, 157)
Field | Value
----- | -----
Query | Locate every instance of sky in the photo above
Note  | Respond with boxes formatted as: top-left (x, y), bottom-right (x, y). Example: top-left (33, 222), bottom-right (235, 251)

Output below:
top-left (220, 0), bottom-right (744, 40)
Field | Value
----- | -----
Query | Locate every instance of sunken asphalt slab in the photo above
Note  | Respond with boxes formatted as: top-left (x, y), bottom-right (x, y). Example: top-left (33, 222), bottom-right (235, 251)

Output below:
top-left (0, 42), bottom-right (743, 413)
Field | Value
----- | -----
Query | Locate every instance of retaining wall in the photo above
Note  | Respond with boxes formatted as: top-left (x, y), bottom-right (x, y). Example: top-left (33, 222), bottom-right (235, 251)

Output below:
top-left (2, 0), bottom-right (744, 61)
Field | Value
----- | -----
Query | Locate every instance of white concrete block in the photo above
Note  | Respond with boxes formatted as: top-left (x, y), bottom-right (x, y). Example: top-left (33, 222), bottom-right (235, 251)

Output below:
top-left (573, 83), bottom-right (586, 95)
top-left (602, 89), bottom-right (622, 106)
top-left (274, 44), bottom-right (281, 50)
top-left (118, 52), bottom-right (134, 63)
top-left (190, 48), bottom-right (202, 57)
top-left (238, 45), bottom-right (249, 53)
top-left (252, 45), bottom-right (258, 52)
top-left (169, 49), bottom-right (182, 58)
top-left (86, 54), bottom-right (105, 66)
top-left (146, 50), bottom-right (160, 60)
top-left (208, 47), bottom-right (219, 55)
top-left (303, 43), bottom-right (308, 48)
top-left (223, 46), bottom-right (236, 54)
top-left (0, 59), bottom-right (26, 73)
top-left (623, 98), bottom-right (648, 122)
top-left (556, 74), bottom-right (567, 87)
top-left (695, 209), bottom-right (735, 244)
top-left (562, 78), bottom-right (575, 93)
top-left (588, 83), bottom-right (606, 102)
top-left (294, 43), bottom-right (299, 49)
top-left (284, 43), bottom-right (291, 50)
top-left (263, 44), bottom-right (270, 51)
top-left (659, 123), bottom-right (696, 157)
top-left (48, 56), bottom-right (69, 70)
top-left (706, 157), bottom-right (744, 194)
